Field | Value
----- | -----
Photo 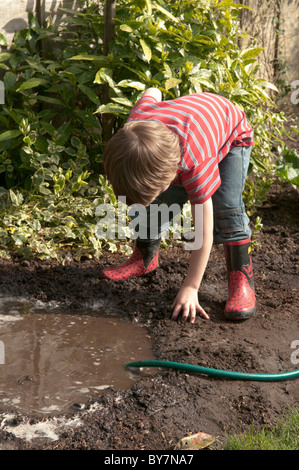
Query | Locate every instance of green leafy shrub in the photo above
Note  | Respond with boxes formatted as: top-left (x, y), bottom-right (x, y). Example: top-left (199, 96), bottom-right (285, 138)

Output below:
top-left (0, 12), bottom-right (103, 191)
top-left (275, 147), bottom-right (299, 187)
top-left (0, 0), bottom-right (296, 259)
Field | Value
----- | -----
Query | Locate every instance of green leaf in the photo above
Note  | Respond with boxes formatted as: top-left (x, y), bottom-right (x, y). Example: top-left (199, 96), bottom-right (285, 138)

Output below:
top-left (39, 184), bottom-right (52, 195)
top-left (0, 130), bottom-right (22, 142)
top-left (16, 78), bottom-right (49, 91)
top-left (68, 54), bottom-right (109, 64)
top-left (58, 70), bottom-right (77, 86)
top-left (34, 136), bottom-right (48, 153)
top-left (25, 59), bottom-right (48, 73)
top-left (223, 64), bottom-right (235, 87)
top-left (120, 24), bottom-right (133, 33)
top-left (0, 115), bottom-right (9, 128)
top-left (259, 80), bottom-right (279, 93)
top-left (35, 95), bottom-right (63, 105)
top-left (240, 47), bottom-right (264, 61)
top-left (218, 1), bottom-right (252, 10)
top-left (3, 71), bottom-right (17, 90)
top-left (231, 88), bottom-right (249, 96)
top-left (0, 33), bottom-right (8, 46)
top-left (78, 84), bottom-right (100, 104)
top-left (145, 0), bottom-right (152, 15)
top-left (31, 220), bottom-right (41, 231)
top-left (190, 77), bottom-right (215, 92)
top-left (55, 121), bottom-right (72, 146)
top-left (0, 63), bottom-right (10, 71)
top-left (152, 4), bottom-right (179, 23)
top-left (276, 149), bottom-right (299, 186)
top-left (117, 79), bottom-right (145, 90)
top-left (40, 122), bottom-right (56, 136)
top-left (276, 164), bottom-right (299, 186)
top-left (95, 103), bottom-right (128, 115)
top-left (193, 35), bottom-right (217, 46)
top-left (139, 39), bottom-right (152, 63)
top-left (0, 53), bottom-right (12, 62)
top-left (29, 12), bottom-right (38, 28)
top-left (189, 67), bottom-right (212, 78)
top-left (2, 107), bottom-right (23, 125)
top-left (164, 77), bottom-right (182, 90)
top-left (189, 77), bottom-right (202, 93)
top-left (9, 189), bottom-right (23, 206)
top-left (71, 136), bottom-right (81, 148)
top-left (94, 68), bottom-right (115, 88)
top-left (111, 97), bottom-right (134, 107)
top-left (64, 216), bottom-right (77, 227)
top-left (36, 31), bottom-right (55, 41)
top-left (252, 85), bottom-right (271, 102)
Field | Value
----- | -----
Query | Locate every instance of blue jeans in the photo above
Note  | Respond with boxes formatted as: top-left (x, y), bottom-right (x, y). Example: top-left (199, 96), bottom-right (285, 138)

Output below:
top-left (129, 146), bottom-right (252, 244)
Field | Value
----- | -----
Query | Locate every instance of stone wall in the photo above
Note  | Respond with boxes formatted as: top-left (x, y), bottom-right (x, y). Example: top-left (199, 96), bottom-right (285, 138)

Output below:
top-left (0, 0), bottom-right (80, 44)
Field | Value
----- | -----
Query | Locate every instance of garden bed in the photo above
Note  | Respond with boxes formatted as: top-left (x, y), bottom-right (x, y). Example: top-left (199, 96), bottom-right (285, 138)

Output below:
top-left (0, 182), bottom-right (298, 450)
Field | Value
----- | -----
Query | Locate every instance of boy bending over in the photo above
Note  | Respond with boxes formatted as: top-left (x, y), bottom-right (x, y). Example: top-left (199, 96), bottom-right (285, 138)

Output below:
top-left (102, 88), bottom-right (256, 323)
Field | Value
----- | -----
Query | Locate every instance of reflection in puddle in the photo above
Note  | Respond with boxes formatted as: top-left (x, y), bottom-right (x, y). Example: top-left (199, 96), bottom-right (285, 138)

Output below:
top-left (0, 299), bottom-right (155, 416)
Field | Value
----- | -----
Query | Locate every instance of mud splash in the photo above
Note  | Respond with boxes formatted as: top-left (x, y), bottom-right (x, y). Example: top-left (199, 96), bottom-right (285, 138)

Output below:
top-left (0, 299), bottom-right (155, 416)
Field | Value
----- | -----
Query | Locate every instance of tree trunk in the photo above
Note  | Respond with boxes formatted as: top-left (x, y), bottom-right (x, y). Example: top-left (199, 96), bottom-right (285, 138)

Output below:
top-left (101, 0), bottom-right (116, 143)
top-left (103, 0), bottom-right (116, 56)
top-left (273, 0), bottom-right (282, 80)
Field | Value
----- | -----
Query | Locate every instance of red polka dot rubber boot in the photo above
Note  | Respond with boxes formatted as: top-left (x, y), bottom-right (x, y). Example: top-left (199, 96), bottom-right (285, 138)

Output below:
top-left (224, 238), bottom-right (256, 320)
top-left (101, 239), bottom-right (161, 281)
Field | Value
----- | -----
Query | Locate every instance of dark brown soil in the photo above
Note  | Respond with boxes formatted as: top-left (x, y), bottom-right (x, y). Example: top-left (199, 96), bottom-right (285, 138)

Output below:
top-left (0, 183), bottom-right (298, 450)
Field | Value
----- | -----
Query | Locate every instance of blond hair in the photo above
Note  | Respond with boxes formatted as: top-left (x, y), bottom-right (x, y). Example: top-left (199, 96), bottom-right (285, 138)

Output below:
top-left (103, 120), bottom-right (181, 206)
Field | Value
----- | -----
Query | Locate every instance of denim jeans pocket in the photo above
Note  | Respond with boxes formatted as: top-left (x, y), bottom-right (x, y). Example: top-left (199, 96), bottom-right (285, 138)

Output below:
top-left (214, 207), bottom-right (246, 234)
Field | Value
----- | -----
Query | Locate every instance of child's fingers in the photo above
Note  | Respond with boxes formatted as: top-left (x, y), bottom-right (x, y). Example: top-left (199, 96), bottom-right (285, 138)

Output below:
top-left (172, 299), bottom-right (209, 322)
top-left (171, 301), bottom-right (183, 320)
top-left (196, 303), bottom-right (210, 320)
top-left (172, 302), bottom-right (195, 323)
top-left (188, 304), bottom-right (196, 324)
top-left (181, 304), bottom-right (191, 322)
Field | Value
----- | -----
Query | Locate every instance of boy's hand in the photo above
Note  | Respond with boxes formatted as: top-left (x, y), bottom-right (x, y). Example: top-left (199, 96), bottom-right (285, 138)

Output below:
top-left (171, 285), bottom-right (210, 323)
top-left (141, 87), bottom-right (162, 102)
top-left (171, 198), bottom-right (213, 324)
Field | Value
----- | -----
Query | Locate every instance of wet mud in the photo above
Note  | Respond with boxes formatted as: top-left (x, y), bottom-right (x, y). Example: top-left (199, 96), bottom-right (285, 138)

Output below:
top-left (0, 183), bottom-right (298, 450)
top-left (0, 301), bottom-right (155, 417)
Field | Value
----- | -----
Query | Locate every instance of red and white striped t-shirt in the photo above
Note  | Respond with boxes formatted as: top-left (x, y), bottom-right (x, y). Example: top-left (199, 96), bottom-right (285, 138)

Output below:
top-left (128, 92), bottom-right (253, 204)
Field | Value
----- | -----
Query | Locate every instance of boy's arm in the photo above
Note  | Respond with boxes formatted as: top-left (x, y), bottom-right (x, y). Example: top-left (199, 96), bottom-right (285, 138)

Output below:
top-left (140, 87), bottom-right (162, 102)
top-left (172, 198), bottom-right (213, 323)
top-left (128, 88), bottom-right (162, 117)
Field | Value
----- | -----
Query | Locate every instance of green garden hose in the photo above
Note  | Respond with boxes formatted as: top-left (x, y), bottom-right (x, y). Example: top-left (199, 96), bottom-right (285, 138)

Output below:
top-left (126, 360), bottom-right (299, 382)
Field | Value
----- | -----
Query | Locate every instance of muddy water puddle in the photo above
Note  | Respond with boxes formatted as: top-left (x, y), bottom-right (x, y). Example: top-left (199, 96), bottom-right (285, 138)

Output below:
top-left (0, 299), bottom-right (155, 416)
